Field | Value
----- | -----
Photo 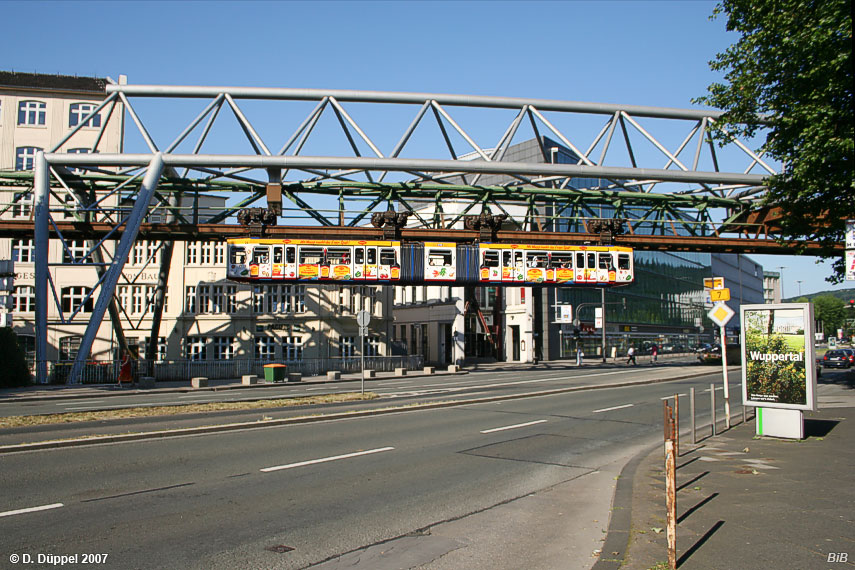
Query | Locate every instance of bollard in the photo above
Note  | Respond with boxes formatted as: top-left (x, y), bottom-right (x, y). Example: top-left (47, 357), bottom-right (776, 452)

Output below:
top-left (139, 376), bottom-right (155, 389)
top-left (710, 383), bottom-right (716, 437)
top-left (423, 366), bottom-right (436, 375)
top-left (327, 371), bottom-right (341, 381)
top-left (690, 387), bottom-right (696, 445)
top-left (241, 374), bottom-right (258, 386)
top-left (191, 377), bottom-right (208, 389)
top-left (394, 367), bottom-right (407, 377)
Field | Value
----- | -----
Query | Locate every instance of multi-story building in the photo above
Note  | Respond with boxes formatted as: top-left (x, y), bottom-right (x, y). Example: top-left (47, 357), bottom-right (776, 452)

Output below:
top-left (763, 271), bottom-right (782, 304)
top-left (1, 71), bottom-right (394, 379)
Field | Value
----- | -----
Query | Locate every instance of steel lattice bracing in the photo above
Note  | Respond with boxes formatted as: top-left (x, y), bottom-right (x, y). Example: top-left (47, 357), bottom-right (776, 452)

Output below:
top-left (3, 82), bottom-right (796, 383)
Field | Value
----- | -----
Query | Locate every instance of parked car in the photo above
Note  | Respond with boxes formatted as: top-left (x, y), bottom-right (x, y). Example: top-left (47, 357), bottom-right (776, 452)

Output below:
top-left (822, 350), bottom-right (852, 369)
top-left (697, 344), bottom-right (722, 364)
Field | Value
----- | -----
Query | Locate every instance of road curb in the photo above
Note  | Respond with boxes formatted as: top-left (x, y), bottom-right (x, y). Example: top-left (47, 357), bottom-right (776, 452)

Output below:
top-left (0, 369), bottom-right (723, 453)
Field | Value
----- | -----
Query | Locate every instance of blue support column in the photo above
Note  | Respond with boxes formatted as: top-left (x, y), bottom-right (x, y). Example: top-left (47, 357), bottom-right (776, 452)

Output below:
top-left (34, 152), bottom-right (50, 384)
top-left (68, 154), bottom-right (164, 384)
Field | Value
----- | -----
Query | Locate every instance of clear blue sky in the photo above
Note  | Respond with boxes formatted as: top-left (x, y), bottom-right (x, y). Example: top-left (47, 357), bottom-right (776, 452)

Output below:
top-left (3, 0), bottom-right (848, 296)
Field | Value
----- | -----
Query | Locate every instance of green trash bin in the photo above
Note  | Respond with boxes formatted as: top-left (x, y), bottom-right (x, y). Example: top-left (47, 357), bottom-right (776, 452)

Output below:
top-left (263, 363), bottom-right (287, 383)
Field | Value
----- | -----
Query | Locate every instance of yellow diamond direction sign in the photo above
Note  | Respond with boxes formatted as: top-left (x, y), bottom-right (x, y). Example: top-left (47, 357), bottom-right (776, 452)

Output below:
top-left (708, 302), bottom-right (735, 327)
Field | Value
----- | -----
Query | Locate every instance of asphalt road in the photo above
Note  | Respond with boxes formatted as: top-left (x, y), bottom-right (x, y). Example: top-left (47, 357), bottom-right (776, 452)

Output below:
top-left (0, 368), bottom-right (739, 569)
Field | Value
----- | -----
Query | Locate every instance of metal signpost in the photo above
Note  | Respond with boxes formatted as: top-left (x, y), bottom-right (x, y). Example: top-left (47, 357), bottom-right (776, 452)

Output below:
top-left (706, 278), bottom-right (735, 428)
top-left (357, 310), bottom-right (370, 394)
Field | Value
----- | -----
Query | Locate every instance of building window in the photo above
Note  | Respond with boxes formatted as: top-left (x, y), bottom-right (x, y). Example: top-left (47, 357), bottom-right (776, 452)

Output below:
top-left (18, 100), bottom-right (46, 126)
top-left (186, 242), bottom-right (225, 265)
top-left (185, 286), bottom-right (196, 313)
top-left (61, 286), bottom-right (93, 314)
top-left (255, 336), bottom-right (275, 360)
top-left (12, 239), bottom-right (33, 263)
top-left (15, 146), bottom-right (41, 171)
top-left (62, 239), bottom-right (91, 263)
top-left (253, 285), bottom-right (305, 314)
top-left (186, 337), bottom-right (207, 360)
top-left (212, 336), bottom-right (235, 360)
top-left (59, 336), bottom-right (82, 361)
top-left (130, 240), bottom-right (160, 266)
top-left (365, 336), bottom-right (380, 357)
top-left (143, 337), bottom-right (168, 361)
top-left (69, 102), bottom-right (101, 128)
top-left (282, 336), bottom-right (303, 361)
top-left (13, 286), bottom-right (35, 313)
top-left (340, 336), bottom-right (356, 358)
top-left (11, 192), bottom-right (32, 218)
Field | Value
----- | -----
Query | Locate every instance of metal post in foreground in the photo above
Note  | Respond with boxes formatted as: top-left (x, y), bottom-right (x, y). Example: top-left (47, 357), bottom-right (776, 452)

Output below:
top-left (690, 387), bottom-right (697, 444)
top-left (720, 324), bottom-right (731, 428)
top-left (710, 383), bottom-right (717, 437)
top-left (674, 393), bottom-right (680, 457)
top-left (664, 399), bottom-right (677, 570)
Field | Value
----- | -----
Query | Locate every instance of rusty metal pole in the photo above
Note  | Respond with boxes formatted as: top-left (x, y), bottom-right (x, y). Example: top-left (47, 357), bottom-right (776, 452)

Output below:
top-left (663, 399), bottom-right (677, 570)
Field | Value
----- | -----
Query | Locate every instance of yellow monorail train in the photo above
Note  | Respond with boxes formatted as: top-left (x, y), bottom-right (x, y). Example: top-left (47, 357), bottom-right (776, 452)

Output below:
top-left (226, 238), bottom-right (634, 286)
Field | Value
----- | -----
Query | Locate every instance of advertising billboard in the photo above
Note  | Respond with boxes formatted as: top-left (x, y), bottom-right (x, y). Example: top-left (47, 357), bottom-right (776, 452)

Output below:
top-left (740, 303), bottom-right (817, 411)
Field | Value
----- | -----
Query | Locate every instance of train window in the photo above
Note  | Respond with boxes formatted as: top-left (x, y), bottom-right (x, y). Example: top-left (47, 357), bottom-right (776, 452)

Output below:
top-left (251, 247), bottom-right (269, 265)
top-left (483, 250), bottom-right (499, 267)
top-left (327, 247), bottom-right (351, 265)
top-left (576, 252), bottom-right (585, 268)
top-left (367, 248), bottom-right (377, 264)
top-left (618, 253), bottom-right (631, 270)
top-left (299, 247), bottom-right (324, 264)
top-left (273, 248), bottom-right (283, 264)
top-left (598, 253), bottom-right (612, 270)
top-left (587, 253), bottom-right (596, 268)
top-left (286, 247), bottom-right (296, 264)
top-left (528, 252), bottom-right (548, 268)
top-left (380, 248), bottom-right (397, 266)
top-left (428, 249), bottom-right (452, 266)
top-left (502, 251), bottom-right (511, 267)
top-left (551, 252), bottom-right (573, 268)
top-left (230, 247), bottom-right (247, 265)
top-left (355, 248), bottom-right (364, 264)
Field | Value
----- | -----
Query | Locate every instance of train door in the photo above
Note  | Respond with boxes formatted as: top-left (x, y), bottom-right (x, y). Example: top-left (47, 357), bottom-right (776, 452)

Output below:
top-left (597, 252), bottom-right (612, 283)
top-left (501, 250), bottom-right (513, 283)
top-left (272, 245), bottom-right (284, 278)
top-left (284, 245), bottom-right (296, 279)
top-left (251, 245), bottom-right (272, 278)
top-left (574, 252), bottom-right (586, 283)
top-left (365, 246), bottom-right (378, 280)
top-left (585, 252), bottom-right (597, 283)
top-left (513, 250), bottom-right (524, 283)
top-left (354, 247), bottom-right (365, 279)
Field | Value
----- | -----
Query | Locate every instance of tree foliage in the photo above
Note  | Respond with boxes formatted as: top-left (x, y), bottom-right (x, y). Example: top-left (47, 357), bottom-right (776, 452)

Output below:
top-left (696, 0), bottom-right (853, 281)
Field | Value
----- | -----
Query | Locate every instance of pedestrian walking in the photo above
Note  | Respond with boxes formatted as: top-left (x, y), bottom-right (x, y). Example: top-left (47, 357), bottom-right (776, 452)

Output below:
top-left (627, 346), bottom-right (637, 366)
top-left (576, 346), bottom-right (584, 366)
top-left (652, 344), bottom-right (658, 364)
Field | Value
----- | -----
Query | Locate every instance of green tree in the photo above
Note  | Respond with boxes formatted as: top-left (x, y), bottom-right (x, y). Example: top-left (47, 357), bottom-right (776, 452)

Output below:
top-left (696, 0), bottom-right (853, 281)
top-left (813, 294), bottom-right (847, 335)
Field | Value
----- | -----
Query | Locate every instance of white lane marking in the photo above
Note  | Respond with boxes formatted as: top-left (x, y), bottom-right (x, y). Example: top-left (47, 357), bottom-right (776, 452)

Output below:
top-left (659, 393), bottom-right (688, 400)
top-left (0, 503), bottom-right (64, 518)
top-left (592, 403), bottom-right (634, 413)
top-left (56, 400), bottom-right (105, 405)
top-left (260, 447), bottom-right (395, 473)
top-left (480, 419), bottom-right (548, 434)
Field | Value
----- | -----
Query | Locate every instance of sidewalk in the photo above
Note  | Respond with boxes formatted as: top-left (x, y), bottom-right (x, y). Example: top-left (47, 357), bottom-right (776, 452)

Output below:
top-left (600, 403), bottom-right (855, 569)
